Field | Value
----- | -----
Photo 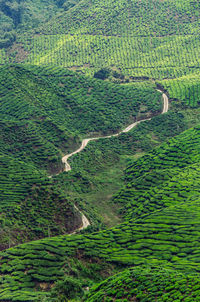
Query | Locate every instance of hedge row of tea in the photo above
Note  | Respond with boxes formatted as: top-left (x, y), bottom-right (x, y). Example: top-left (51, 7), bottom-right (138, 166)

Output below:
top-left (1, 0), bottom-right (199, 108)
top-left (0, 64), bottom-right (76, 172)
top-left (161, 74), bottom-right (200, 107)
top-left (15, 34), bottom-right (199, 80)
top-left (1, 126), bottom-right (200, 300)
top-left (0, 64), bottom-right (161, 133)
top-left (113, 124), bottom-right (200, 220)
top-left (86, 266), bottom-right (200, 302)
top-left (6, 29), bottom-right (199, 108)
top-left (0, 153), bottom-right (81, 251)
top-left (3, 33), bottom-right (199, 90)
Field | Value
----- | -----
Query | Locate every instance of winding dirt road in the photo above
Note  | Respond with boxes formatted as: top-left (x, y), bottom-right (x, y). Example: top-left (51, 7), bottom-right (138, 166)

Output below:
top-left (70, 205), bottom-right (90, 235)
top-left (62, 92), bottom-right (169, 172)
top-left (61, 91), bottom-right (169, 234)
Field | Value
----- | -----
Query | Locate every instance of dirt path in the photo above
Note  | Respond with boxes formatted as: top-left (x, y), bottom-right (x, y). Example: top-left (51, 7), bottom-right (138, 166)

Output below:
top-left (62, 92), bottom-right (169, 172)
top-left (70, 205), bottom-right (90, 235)
top-left (60, 91), bottom-right (168, 234)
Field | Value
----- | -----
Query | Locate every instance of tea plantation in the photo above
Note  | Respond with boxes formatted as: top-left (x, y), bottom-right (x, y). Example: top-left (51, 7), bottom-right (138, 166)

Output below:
top-left (1, 0), bottom-right (200, 301)
top-left (57, 111), bottom-right (187, 228)
top-left (0, 63), bottom-right (163, 251)
top-left (1, 0), bottom-right (199, 108)
top-left (86, 266), bottom-right (200, 302)
top-left (0, 64), bottom-right (161, 171)
top-left (0, 154), bottom-right (81, 250)
top-left (113, 124), bottom-right (200, 220)
top-left (1, 126), bottom-right (200, 300)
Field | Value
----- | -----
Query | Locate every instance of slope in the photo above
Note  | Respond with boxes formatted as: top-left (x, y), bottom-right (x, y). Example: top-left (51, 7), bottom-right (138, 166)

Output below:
top-left (0, 0), bottom-right (82, 49)
top-left (1, 125), bottom-right (200, 300)
top-left (113, 124), bottom-right (200, 220)
top-left (0, 64), bottom-right (161, 172)
top-left (0, 64), bottom-right (163, 248)
top-left (1, 0), bottom-right (198, 108)
top-left (86, 266), bottom-right (200, 302)
top-left (0, 154), bottom-right (81, 251)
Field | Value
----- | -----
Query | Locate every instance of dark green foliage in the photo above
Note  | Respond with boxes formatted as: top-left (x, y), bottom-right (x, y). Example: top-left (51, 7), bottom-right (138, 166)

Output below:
top-left (0, 0), bottom-right (80, 49)
top-left (56, 111), bottom-right (187, 229)
top-left (50, 276), bottom-right (83, 300)
top-left (0, 64), bottom-right (161, 135)
top-left (0, 63), bottom-right (162, 250)
top-left (0, 64), bottom-right (160, 170)
top-left (67, 111), bottom-right (186, 174)
top-left (113, 124), bottom-right (200, 220)
top-left (1, 126), bottom-right (200, 300)
top-left (0, 1), bottom-right (200, 301)
top-left (86, 267), bottom-right (200, 302)
top-left (0, 30), bottom-right (16, 48)
top-left (1, 0), bottom-right (199, 108)
top-left (39, 0), bottom-right (199, 37)
top-left (94, 68), bottom-right (111, 80)
top-left (0, 154), bottom-right (80, 250)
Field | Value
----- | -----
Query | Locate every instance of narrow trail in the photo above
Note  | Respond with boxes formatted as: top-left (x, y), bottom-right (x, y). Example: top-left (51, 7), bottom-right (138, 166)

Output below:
top-left (70, 206), bottom-right (90, 235)
top-left (59, 91), bottom-right (169, 234)
top-left (62, 92), bottom-right (169, 172)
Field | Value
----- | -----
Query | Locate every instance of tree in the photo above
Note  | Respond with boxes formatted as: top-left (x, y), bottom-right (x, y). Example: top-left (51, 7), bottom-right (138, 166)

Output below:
top-left (94, 68), bottom-right (111, 80)
top-left (50, 276), bottom-right (83, 301)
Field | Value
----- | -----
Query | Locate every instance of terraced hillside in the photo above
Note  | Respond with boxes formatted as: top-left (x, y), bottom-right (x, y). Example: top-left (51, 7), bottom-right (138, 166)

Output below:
top-left (0, 63), bottom-right (163, 249)
top-left (0, 0), bottom-right (199, 107)
top-left (86, 267), bottom-right (200, 302)
top-left (1, 125), bottom-right (200, 301)
top-left (161, 73), bottom-right (200, 107)
top-left (37, 0), bottom-right (199, 109)
top-left (58, 110), bottom-right (187, 228)
top-left (113, 124), bottom-right (200, 220)
top-left (0, 0), bottom-right (199, 116)
top-left (0, 64), bottom-right (161, 170)
top-left (1, 0), bottom-right (200, 301)
top-left (0, 155), bottom-right (81, 250)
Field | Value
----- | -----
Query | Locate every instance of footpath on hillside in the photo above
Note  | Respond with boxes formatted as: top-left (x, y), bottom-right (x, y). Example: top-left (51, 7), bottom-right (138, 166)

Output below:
top-left (58, 91), bottom-right (169, 234)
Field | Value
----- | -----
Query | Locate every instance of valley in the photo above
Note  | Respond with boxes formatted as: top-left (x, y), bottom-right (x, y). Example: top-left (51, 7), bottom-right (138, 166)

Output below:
top-left (0, 0), bottom-right (200, 301)
top-left (62, 92), bottom-right (168, 172)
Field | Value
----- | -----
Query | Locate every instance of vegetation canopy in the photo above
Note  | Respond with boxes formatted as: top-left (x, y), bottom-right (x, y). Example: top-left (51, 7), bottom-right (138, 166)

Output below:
top-left (0, 0), bottom-right (200, 301)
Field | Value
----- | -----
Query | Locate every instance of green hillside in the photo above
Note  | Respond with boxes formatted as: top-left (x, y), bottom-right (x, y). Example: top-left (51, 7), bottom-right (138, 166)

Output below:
top-left (1, 126), bottom-right (200, 300)
top-left (0, 63), bottom-right (164, 249)
top-left (1, 184), bottom-right (200, 300)
top-left (58, 111), bottom-right (187, 228)
top-left (0, 0), bottom-right (199, 108)
top-left (86, 267), bottom-right (200, 302)
top-left (113, 124), bottom-right (200, 220)
top-left (0, 64), bottom-right (161, 170)
top-left (0, 0), bottom-right (81, 48)
top-left (1, 0), bottom-right (200, 301)
top-left (0, 154), bottom-right (81, 250)
top-left (39, 0), bottom-right (200, 36)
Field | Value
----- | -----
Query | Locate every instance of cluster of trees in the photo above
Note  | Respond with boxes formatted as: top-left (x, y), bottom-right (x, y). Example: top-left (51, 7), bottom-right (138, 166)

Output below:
top-left (0, 0), bottom-right (21, 48)
top-left (0, 0), bottom-right (82, 49)
top-left (39, 0), bottom-right (199, 36)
